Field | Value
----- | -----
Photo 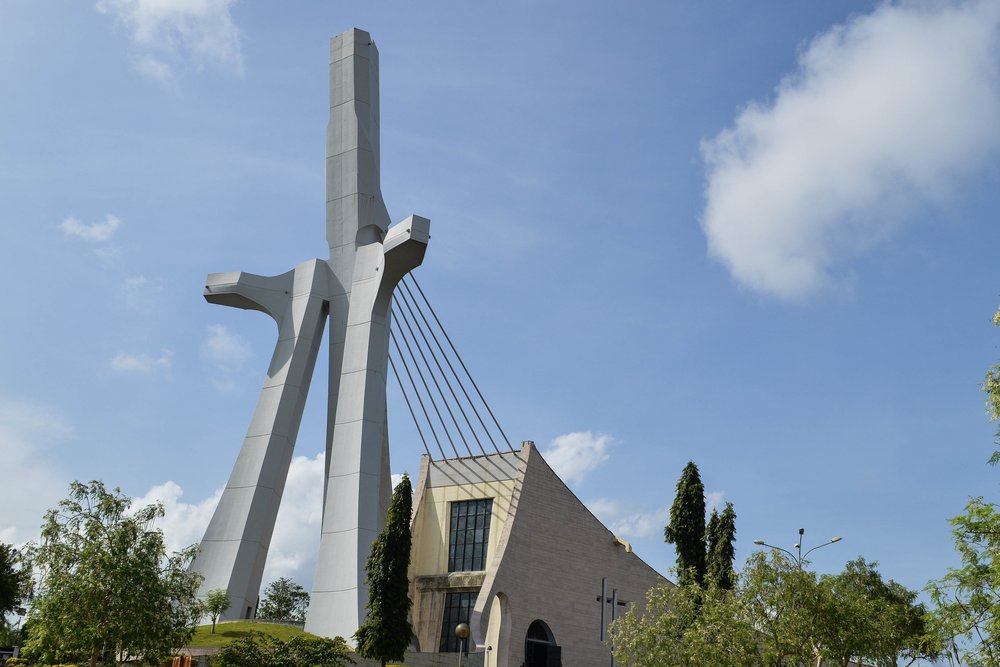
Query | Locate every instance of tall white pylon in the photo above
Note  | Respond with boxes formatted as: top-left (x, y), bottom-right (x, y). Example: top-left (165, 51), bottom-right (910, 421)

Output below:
top-left (188, 28), bottom-right (429, 642)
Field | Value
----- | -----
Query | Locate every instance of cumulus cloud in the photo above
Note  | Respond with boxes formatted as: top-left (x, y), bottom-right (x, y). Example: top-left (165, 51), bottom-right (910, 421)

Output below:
top-left (119, 275), bottom-right (165, 312)
top-left (60, 214), bottom-right (122, 242)
top-left (200, 324), bottom-right (252, 392)
top-left (701, 0), bottom-right (1000, 300)
top-left (134, 480), bottom-right (222, 554)
top-left (201, 324), bottom-right (251, 368)
top-left (111, 350), bottom-right (173, 376)
top-left (542, 431), bottom-right (614, 486)
top-left (587, 497), bottom-right (667, 540)
top-left (0, 398), bottom-right (72, 545)
top-left (706, 490), bottom-right (726, 513)
top-left (139, 453), bottom-right (392, 589)
top-left (95, 0), bottom-right (244, 81)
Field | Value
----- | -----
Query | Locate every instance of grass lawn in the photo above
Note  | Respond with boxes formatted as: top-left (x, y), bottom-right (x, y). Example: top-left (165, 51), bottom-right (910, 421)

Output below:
top-left (189, 620), bottom-right (317, 647)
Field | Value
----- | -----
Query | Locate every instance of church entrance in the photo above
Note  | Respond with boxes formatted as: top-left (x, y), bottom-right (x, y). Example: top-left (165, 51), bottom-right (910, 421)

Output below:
top-left (524, 619), bottom-right (561, 667)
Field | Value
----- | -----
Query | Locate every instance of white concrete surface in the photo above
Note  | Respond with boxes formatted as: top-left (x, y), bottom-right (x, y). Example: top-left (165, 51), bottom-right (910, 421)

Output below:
top-left (190, 28), bottom-right (429, 639)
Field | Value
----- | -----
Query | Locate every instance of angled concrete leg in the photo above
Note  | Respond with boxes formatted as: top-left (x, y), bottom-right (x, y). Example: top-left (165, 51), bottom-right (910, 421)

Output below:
top-left (306, 216), bottom-right (429, 638)
top-left (191, 259), bottom-right (331, 620)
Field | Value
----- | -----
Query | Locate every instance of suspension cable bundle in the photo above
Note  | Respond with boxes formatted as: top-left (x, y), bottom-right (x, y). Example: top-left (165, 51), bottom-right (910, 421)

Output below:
top-left (389, 275), bottom-right (515, 461)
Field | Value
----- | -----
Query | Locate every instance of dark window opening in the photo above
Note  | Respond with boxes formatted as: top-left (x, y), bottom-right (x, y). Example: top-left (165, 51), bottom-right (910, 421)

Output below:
top-left (448, 498), bottom-right (492, 572)
top-left (438, 591), bottom-right (475, 653)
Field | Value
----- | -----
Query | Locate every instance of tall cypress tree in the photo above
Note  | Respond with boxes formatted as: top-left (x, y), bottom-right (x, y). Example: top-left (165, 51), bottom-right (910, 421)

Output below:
top-left (664, 461), bottom-right (706, 587)
top-left (706, 502), bottom-right (737, 590)
top-left (355, 474), bottom-right (414, 667)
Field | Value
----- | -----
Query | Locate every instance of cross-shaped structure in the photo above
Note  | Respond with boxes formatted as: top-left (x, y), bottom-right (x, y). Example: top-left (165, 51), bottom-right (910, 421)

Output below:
top-left (189, 28), bottom-right (429, 641)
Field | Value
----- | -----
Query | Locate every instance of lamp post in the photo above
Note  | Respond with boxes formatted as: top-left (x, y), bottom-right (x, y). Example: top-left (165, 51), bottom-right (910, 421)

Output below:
top-left (753, 527), bottom-right (842, 568)
top-left (456, 622), bottom-right (470, 667)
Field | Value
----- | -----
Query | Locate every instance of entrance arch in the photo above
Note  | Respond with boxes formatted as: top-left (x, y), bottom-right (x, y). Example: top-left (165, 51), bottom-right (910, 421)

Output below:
top-left (524, 619), bottom-right (560, 667)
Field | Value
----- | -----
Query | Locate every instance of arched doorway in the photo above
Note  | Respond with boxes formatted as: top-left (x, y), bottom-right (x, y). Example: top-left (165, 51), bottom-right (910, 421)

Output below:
top-left (524, 619), bottom-right (561, 667)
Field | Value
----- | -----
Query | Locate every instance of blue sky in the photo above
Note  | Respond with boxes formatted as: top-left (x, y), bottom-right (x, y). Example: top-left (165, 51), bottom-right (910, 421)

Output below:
top-left (3, 0), bottom-right (1000, 600)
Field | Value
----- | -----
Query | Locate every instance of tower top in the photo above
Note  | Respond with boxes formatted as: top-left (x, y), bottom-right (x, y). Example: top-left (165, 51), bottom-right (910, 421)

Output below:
top-left (327, 27), bottom-right (390, 256)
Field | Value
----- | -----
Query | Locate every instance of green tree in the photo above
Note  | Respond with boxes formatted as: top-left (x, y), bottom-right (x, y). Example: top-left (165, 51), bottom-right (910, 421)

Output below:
top-left (354, 474), bottom-right (414, 667)
top-left (664, 461), bottom-right (707, 587)
top-left (928, 497), bottom-right (1000, 666)
top-left (22, 480), bottom-right (202, 667)
top-left (204, 588), bottom-right (232, 634)
top-left (986, 306), bottom-right (1000, 466)
top-left (706, 502), bottom-right (737, 590)
top-left (0, 542), bottom-right (30, 626)
top-left (258, 577), bottom-right (310, 622)
top-left (212, 631), bottom-right (353, 667)
top-left (820, 558), bottom-right (938, 667)
top-left (613, 550), bottom-right (932, 667)
top-left (610, 582), bottom-right (758, 667)
top-left (927, 305), bottom-right (1000, 665)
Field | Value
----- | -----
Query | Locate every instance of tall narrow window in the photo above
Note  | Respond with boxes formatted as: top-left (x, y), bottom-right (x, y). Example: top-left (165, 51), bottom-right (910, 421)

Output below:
top-left (448, 498), bottom-right (493, 572)
top-left (439, 591), bottom-right (475, 653)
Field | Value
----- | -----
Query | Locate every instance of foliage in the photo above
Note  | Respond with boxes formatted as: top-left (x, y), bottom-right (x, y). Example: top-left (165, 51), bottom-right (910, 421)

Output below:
top-left (664, 461), bottom-right (707, 587)
top-left (926, 304), bottom-right (1000, 665)
top-left (204, 589), bottom-right (232, 634)
top-left (21, 480), bottom-right (202, 667)
top-left (0, 542), bottom-right (31, 625)
top-left (928, 497), bottom-right (1000, 666)
top-left (612, 551), bottom-right (933, 667)
top-left (820, 557), bottom-right (938, 667)
top-left (354, 474), bottom-right (414, 667)
top-left (258, 578), bottom-right (310, 622)
top-left (986, 306), bottom-right (1000, 465)
top-left (188, 620), bottom-right (315, 647)
top-left (610, 582), bottom-right (758, 667)
top-left (211, 630), bottom-right (353, 667)
top-left (706, 502), bottom-right (737, 590)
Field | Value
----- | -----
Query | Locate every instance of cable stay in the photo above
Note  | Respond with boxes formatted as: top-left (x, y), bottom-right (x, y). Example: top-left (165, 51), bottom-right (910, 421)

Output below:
top-left (389, 274), bottom-right (516, 461)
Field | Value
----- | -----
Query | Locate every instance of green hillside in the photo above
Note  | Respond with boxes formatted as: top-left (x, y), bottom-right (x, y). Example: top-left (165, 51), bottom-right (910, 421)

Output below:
top-left (189, 621), bottom-right (316, 647)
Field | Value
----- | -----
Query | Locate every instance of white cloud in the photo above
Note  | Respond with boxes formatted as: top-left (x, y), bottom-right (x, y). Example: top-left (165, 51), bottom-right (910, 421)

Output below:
top-left (0, 398), bottom-right (72, 545)
top-left (263, 453), bottom-right (325, 585)
top-left (200, 324), bottom-right (251, 368)
top-left (119, 275), bottom-right (164, 312)
top-left (200, 324), bottom-right (252, 392)
top-left (587, 497), bottom-right (667, 540)
top-left (60, 214), bottom-right (122, 242)
top-left (111, 350), bottom-right (173, 376)
top-left (134, 480), bottom-right (222, 554)
top-left (141, 453), bottom-right (326, 588)
top-left (135, 55), bottom-right (175, 85)
top-left (706, 490), bottom-right (726, 513)
top-left (542, 431), bottom-right (614, 486)
top-left (701, 0), bottom-right (1000, 300)
top-left (142, 457), bottom-right (413, 589)
top-left (95, 0), bottom-right (244, 80)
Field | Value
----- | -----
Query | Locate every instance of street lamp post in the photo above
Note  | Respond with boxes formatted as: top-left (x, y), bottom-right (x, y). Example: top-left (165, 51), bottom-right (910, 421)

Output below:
top-left (455, 623), bottom-right (470, 667)
top-left (753, 527), bottom-right (842, 568)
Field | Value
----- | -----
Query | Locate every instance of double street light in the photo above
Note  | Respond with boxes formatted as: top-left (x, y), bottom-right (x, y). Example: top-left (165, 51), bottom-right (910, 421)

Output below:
top-left (753, 527), bottom-right (842, 568)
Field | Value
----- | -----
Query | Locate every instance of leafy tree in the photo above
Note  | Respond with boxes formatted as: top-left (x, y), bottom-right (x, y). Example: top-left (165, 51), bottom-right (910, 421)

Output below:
top-left (664, 461), bottom-right (706, 587)
top-left (0, 542), bottom-right (30, 625)
top-left (927, 305), bottom-right (1000, 665)
top-left (354, 473), bottom-right (414, 667)
top-left (986, 306), bottom-right (1000, 465)
top-left (204, 588), bottom-right (232, 634)
top-left (258, 577), bottom-right (310, 622)
top-left (610, 582), bottom-right (758, 667)
top-left (612, 551), bottom-right (932, 667)
top-left (706, 502), bottom-right (737, 590)
top-left (212, 631), bottom-right (353, 667)
top-left (928, 497), bottom-right (1000, 666)
top-left (820, 558), bottom-right (938, 667)
top-left (22, 480), bottom-right (202, 667)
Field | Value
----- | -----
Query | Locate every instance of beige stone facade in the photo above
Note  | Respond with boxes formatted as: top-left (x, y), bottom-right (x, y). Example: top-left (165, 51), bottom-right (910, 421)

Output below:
top-left (409, 442), bottom-right (665, 667)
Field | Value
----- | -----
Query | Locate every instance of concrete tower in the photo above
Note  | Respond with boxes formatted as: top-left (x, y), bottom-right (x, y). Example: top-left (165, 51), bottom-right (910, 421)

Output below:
top-left (189, 28), bottom-right (429, 641)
